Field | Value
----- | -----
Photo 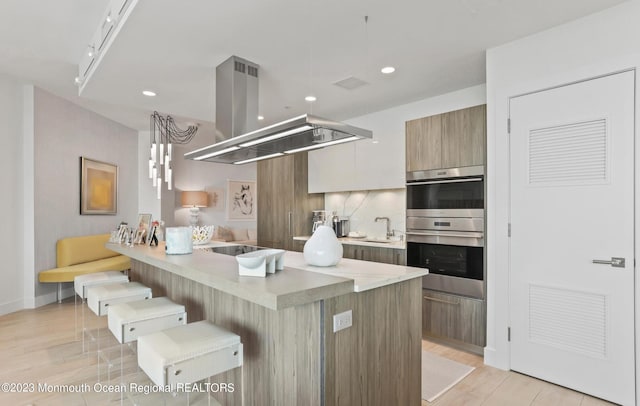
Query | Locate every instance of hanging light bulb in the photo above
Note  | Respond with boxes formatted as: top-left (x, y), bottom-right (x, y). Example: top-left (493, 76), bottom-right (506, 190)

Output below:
top-left (149, 111), bottom-right (199, 198)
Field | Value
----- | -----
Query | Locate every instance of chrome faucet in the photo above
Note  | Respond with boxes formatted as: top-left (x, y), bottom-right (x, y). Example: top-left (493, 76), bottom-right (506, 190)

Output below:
top-left (375, 217), bottom-right (392, 238)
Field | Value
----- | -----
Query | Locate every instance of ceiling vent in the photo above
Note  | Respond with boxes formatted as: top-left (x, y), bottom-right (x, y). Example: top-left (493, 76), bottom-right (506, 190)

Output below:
top-left (333, 76), bottom-right (369, 90)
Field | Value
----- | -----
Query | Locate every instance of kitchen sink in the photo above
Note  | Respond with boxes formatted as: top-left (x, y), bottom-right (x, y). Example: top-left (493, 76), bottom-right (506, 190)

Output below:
top-left (363, 238), bottom-right (392, 243)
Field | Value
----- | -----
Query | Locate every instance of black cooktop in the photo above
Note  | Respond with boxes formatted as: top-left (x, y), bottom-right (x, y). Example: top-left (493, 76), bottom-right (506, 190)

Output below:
top-left (208, 245), bottom-right (266, 256)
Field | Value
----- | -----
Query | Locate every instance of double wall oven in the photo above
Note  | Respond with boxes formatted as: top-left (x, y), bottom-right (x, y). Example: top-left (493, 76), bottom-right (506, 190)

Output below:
top-left (406, 166), bottom-right (485, 299)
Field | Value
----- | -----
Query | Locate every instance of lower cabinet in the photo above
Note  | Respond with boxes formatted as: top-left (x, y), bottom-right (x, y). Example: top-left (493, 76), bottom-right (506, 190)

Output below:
top-left (291, 239), bottom-right (306, 253)
top-left (422, 289), bottom-right (486, 354)
top-left (342, 245), bottom-right (406, 265)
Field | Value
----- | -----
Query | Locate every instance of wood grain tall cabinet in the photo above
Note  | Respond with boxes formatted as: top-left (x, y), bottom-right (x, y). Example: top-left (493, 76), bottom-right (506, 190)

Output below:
top-left (406, 104), bottom-right (486, 171)
top-left (257, 152), bottom-right (324, 252)
top-left (405, 104), bottom-right (487, 355)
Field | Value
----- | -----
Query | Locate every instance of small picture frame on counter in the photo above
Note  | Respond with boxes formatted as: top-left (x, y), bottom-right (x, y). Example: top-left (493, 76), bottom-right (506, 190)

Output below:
top-left (134, 229), bottom-right (146, 244)
top-left (147, 224), bottom-right (158, 246)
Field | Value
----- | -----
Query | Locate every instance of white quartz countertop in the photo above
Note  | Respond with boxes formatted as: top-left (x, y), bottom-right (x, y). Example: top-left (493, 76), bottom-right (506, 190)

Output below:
top-left (293, 236), bottom-right (406, 249)
top-left (282, 251), bottom-right (426, 292)
top-left (107, 242), bottom-right (425, 310)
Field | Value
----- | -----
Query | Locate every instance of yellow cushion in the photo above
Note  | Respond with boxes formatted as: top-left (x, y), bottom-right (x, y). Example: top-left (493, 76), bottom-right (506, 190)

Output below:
top-left (38, 255), bottom-right (131, 283)
top-left (56, 234), bottom-right (119, 267)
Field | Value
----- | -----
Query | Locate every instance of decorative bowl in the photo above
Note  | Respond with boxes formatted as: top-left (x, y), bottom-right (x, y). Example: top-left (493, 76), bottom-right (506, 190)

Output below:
top-left (236, 250), bottom-right (267, 268)
top-left (236, 249), bottom-right (286, 277)
top-left (260, 249), bottom-right (286, 273)
top-left (192, 225), bottom-right (214, 245)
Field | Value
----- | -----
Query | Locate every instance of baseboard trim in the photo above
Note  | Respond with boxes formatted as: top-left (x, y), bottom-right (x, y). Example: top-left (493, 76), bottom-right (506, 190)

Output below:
top-left (34, 287), bottom-right (75, 308)
top-left (483, 346), bottom-right (509, 370)
top-left (0, 299), bottom-right (25, 316)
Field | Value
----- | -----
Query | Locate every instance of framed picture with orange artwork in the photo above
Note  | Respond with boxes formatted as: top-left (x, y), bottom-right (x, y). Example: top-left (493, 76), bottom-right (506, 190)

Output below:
top-left (80, 157), bottom-right (118, 215)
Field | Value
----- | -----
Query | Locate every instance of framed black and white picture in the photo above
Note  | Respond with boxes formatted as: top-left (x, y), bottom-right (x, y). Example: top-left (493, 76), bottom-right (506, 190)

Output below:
top-left (227, 180), bottom-right (256, 220)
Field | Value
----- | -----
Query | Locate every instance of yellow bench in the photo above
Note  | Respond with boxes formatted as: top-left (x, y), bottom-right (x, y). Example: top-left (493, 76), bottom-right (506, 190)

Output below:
top-left (38, 234), bottom-right (131, 303)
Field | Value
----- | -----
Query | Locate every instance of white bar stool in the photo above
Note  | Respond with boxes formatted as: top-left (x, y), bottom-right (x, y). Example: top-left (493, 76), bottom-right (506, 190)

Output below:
top-left (137, 320), bottom-right (243, 405)
top-left (85, 281), bottom-right (152, 384)
top-left (73, 271), bottom-right (129, 351)
top-left (105, 297), bottom-right (187, 399)
top-left (87, 282), bottom-right (152, 317)
top-left (108, 297), bottom-right (187, 344)
top-left (74, 271), bottom-right (130, 300)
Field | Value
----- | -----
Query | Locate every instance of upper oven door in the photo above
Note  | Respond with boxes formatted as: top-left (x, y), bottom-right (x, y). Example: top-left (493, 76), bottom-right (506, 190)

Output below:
top-left (406, 176), bottom-right (484, 216)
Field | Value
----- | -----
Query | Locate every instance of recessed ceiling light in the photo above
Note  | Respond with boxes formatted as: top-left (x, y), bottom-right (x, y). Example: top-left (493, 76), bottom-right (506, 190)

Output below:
top-left (258, 115), bottom-right (264, 121)
top-left (142, 90), bottom-right (156, 97)
top-left (305, 95), bottom-right (317, 102)
top-left (381, 66), bottom-right (396, 74)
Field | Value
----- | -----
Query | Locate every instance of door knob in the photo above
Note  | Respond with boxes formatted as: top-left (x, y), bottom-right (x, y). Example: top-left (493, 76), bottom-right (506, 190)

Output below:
top-left (592, 257), bottom-right (625, 268)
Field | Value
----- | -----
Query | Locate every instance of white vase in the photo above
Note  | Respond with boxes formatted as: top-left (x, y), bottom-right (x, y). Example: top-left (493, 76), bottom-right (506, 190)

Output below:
top-left (303, 225), bottom-right (343, 266)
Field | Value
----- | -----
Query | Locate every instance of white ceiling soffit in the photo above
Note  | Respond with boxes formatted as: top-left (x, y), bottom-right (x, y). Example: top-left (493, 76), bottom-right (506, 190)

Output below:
top-left (0, 0), bottom-right (627, 132)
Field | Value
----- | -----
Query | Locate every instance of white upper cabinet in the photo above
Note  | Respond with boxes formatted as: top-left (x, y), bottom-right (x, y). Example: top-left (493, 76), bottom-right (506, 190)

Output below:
top-left (308, 85), bottom-right (487, 193)
top-left (308, 124), bottom-right (405, 193)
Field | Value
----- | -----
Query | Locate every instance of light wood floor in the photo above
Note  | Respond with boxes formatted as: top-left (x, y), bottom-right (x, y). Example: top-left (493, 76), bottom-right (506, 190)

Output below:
top-left (420, 341), bottom-right (616, 406)
top-left (0, 300), bottom-right (617, 406)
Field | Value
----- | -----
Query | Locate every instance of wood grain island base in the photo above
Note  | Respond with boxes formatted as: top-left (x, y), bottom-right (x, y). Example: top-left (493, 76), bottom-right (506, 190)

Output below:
top-left (108, 243), bottom-right (426, 405)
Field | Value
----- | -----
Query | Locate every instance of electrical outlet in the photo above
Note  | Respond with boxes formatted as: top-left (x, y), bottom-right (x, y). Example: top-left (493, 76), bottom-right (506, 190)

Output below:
top-left (333, 310), bottom-right (352, 332)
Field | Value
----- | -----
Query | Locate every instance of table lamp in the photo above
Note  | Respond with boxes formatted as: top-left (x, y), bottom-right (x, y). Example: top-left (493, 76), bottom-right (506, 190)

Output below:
top-left (181, 191), bottom-right (209, 227)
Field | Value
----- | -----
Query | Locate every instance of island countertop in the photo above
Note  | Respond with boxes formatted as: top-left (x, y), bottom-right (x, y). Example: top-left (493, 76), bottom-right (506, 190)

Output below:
top-left (107, 242), bottom-right (426, 310)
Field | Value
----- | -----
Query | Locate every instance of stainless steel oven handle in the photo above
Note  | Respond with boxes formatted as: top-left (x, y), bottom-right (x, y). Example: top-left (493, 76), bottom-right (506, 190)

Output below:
top-left (406, 231), bottom-right (484, 239)
top-left (406, 177), bottom-right (483, 186)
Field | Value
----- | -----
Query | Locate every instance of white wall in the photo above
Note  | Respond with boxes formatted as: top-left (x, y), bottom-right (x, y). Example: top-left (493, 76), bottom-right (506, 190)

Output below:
top-left (309, 84), bottom-right (487, 193)
top-left (34, 88), bottom-right (138, 303)
top-left (0, 74), bottom-right (28, 315)
top-left (485, 0), bottom-right (640, 380)
top-left (345, 83), bottom-right (487, 145)
top-left (138, 131), bottom-right (161, 222)
top-left (137, 130), bottom-right (257, 230)
top-left (171, 145), bottom-right (257, 230)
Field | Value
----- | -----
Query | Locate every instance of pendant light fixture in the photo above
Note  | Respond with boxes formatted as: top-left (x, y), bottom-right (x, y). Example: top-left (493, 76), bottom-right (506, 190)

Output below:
top-left (149, 111), bottom-right (198, 199)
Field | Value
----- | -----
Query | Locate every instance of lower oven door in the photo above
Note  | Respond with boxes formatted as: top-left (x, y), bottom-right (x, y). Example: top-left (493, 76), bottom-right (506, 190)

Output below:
top-left (406, 235), bottom-right (484, 299)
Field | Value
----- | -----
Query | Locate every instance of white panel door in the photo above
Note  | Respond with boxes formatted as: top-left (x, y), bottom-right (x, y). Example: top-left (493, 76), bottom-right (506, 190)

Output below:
top-left (509, 70), bottom-right (635, 405)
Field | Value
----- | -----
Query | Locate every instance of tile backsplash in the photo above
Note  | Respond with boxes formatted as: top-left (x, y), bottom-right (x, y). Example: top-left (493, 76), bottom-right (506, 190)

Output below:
top-left (324, 189), bottom-right (405, 239)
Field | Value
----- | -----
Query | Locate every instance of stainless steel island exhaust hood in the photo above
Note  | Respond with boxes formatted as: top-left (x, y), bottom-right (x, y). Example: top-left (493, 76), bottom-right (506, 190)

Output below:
top-left (184, 56), bottom-right (372, 164)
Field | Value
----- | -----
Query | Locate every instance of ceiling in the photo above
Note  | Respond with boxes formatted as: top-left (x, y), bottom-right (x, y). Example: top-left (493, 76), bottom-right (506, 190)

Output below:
top-left (0, 0), bottom-right (627, 136)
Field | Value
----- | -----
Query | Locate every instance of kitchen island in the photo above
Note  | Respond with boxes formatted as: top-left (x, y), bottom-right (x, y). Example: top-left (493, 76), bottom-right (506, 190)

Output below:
top-left (107, 242), bottom-right (426, 405)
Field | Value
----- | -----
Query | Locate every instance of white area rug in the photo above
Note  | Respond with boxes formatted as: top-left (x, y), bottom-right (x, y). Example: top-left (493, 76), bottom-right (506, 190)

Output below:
top-left (422, 351), bottom-right (475, 402)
